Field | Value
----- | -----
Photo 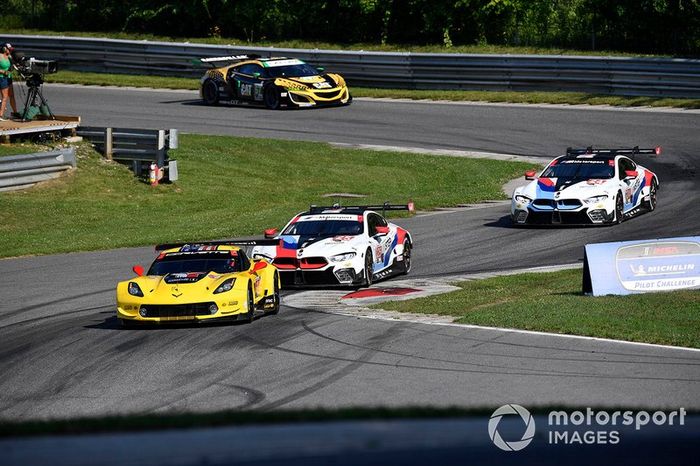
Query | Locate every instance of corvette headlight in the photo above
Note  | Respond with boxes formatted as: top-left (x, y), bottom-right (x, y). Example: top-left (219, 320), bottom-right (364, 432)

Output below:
top-left (331, 252), bottom-right (356, 262)
top-left (584, 195), bottom-right (608, 204)
top-left (514, 195), bottom-right (532, 204)
top-left (128, 282), bottom-right (143, 297)
top-left (214, 278), bottom-right (236, 294)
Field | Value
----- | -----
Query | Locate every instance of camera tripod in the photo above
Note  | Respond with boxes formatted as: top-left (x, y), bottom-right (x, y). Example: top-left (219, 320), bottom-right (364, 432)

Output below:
top-left (20, 73), bottom-right (55, 122)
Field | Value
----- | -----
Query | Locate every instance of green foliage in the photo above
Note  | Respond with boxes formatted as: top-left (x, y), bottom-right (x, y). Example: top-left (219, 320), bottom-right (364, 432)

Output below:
top-left (4, 1), bottom-right (699, 55)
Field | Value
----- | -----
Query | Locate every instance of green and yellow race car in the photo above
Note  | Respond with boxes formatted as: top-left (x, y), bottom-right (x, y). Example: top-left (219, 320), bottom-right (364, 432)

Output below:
top-left (199, 54), bottom-right (352, 109)
top-left (116, 241), bottom-right (281, 326)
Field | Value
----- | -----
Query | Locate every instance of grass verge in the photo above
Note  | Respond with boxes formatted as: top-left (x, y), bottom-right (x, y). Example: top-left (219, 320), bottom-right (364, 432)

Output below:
top-left (44, 70), bottom-right (700, 108)
top-left (0, 135), bottom-right (528, 258)
top-left (375, 268), bottom-right (700, 348)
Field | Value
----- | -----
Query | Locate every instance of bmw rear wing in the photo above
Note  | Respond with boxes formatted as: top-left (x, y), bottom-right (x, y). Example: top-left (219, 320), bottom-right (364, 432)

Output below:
top-left (308, 201), bottom-right (415, 215)
top-left (566, 146), bottom-right (662, 157)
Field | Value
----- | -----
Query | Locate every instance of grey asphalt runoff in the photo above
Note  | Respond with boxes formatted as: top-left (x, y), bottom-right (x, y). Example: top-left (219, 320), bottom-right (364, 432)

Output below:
top-left (0, 87), bottom-right (698, 423)
top-left (2, 416), bottom-right (699, 466)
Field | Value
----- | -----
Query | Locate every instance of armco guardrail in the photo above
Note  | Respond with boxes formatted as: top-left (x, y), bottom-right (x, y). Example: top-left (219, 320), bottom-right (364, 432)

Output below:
top-left (76, 126), bottom-right (178, 179)
top-left (0, 148), bottom-right (76, 191)
top-left (3, 34), bottom-right (700, 98)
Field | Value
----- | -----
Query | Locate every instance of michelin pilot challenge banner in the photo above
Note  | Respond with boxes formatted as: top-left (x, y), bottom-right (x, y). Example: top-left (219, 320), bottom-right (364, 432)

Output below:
top-left (583, 236), bottom-right (700, 296)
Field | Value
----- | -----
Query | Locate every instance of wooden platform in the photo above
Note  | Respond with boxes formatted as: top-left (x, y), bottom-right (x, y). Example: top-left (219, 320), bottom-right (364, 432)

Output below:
top-left (0, 115), bottom-right (81, 139)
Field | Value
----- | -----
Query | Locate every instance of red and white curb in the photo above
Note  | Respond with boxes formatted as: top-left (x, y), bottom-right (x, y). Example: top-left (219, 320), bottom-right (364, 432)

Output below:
top-left (284, 263), bottom-right (581, 325)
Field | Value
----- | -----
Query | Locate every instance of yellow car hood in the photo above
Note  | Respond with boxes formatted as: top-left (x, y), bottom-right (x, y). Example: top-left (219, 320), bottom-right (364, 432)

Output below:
top-left (131, 272), bottom-right (240, 303)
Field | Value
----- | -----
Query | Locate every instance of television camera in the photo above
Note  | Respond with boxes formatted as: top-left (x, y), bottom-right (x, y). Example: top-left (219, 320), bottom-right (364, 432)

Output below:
top-left (9, 48), bottom-right (59, 121)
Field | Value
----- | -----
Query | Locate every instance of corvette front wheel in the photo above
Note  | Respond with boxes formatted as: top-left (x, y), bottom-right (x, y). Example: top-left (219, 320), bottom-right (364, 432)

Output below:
top-left (243, 284), bottom-right (255, 323)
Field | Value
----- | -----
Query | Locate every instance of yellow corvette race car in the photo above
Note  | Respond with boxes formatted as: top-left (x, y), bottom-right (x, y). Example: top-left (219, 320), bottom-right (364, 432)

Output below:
top-left (199, 54), bottom-right (351, 109)
top-left (116, 241), bottom-right (281, 327)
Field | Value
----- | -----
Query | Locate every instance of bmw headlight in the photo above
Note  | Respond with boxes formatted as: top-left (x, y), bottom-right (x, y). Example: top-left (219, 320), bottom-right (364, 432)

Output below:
top-left (214, 278), bottom-right (236, 294)
top-left (584, 195), bottom-right (608, 204)
top-left (514, 195), bottom-right (532, 204)
top-left (128, 282), bottom-right (144, 297)
top-left (331, 252), bottom-right (356, 262)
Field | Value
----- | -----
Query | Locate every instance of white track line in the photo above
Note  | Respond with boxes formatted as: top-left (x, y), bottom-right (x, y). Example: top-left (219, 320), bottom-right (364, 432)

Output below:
top-left (293, 263), bottom-right (700, 353)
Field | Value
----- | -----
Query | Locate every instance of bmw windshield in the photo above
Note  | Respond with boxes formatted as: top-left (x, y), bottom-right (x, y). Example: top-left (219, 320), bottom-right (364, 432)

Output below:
top-left (541, 158), bottom-right (615, 179)
top-left (282, 220), bottom-right (363, 237)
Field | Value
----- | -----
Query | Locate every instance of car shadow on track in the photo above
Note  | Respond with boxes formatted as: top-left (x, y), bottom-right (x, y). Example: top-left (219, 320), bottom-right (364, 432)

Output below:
top-left (483, 215), bottom-right (604, 229)
top-left (85, 315), bottom-right (260, 331)
top-left (159, 98), bottom-right (350, 112)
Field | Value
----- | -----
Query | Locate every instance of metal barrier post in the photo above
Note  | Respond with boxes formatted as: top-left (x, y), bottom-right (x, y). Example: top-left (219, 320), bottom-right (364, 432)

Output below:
top-left (104, 127), bottom-right (113, 161)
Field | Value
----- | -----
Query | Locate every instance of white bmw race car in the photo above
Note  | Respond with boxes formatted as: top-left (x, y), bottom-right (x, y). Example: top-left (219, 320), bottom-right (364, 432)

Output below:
top-left (511, 146), bottom-right (661, 226)
top-left (252, 204), bottom-right (414, 287)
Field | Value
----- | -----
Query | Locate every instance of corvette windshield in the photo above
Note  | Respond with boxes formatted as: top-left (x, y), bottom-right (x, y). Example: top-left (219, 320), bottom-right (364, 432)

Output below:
top-left (541, 159), bottom-right (615, 179)
top-left (148, 256), bottom-right (240, 275)
top-left (266, 63), bottom-right (319, 78)
top-left (282, 220), bottom-right (363, 237)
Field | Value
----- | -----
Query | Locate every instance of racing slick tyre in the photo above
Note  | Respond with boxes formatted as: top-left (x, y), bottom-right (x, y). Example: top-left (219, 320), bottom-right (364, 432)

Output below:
top-left (263, 84), bottom-right (281, 110)
top-left (202, 79), bottom-right (219, 106)
top-left (363, 248), bottom-right (374, 287)
top-left (268, 273), bottom-right (280, 315)
top-left (401, 240), bottom-right (412, 275)
top-left (644, 179), bottom-right (658, 212)
top-left (614, 191), bottom-right (624, 224)
top-left (243, 284), bottom-right (255, 323)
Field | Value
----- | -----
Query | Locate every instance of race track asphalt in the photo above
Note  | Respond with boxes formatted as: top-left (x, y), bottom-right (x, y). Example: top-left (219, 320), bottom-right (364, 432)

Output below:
top-left (0, 86), bottom-right (698, 420)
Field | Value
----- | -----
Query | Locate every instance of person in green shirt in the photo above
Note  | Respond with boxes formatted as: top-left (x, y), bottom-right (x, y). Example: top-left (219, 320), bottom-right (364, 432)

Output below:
top-left (0, 44), bottom-right (18, 121)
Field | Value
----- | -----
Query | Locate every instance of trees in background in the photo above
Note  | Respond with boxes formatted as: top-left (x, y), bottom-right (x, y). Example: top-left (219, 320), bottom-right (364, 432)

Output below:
top-left (2, 0), bottom-right (698, 55)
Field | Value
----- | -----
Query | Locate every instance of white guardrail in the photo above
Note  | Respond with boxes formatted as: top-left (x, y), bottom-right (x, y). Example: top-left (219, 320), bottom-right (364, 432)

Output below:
top-left (2, 34), bottom-right (700, 98)
top-left (0, 148), bottom-right (76, 191)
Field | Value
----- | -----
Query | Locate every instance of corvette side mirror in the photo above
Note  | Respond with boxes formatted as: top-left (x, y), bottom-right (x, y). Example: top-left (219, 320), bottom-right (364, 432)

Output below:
top-left (524, 170), bottom-right (537, 180)
top-left (375, 226), bottom-right (390, 235)
top-left (252, 261), bottom-right (267, 273)
top-left (264, 228), bottom-right (278, 239)
top-left (624, 170), bottom-right (638, 179)
top-left (132, 265), bottom-right (144, 277)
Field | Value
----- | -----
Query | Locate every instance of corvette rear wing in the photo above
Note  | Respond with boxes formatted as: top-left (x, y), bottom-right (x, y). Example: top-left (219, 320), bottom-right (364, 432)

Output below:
top-left (155, 239), bottom-right (279, 252)
top-left (566, 146), bottom-right (662, 157)
top-left (308, 201), bottom-right (415, 215)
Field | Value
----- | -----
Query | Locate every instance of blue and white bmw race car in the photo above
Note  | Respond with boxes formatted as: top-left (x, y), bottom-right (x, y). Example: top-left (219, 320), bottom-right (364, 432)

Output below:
top-left (511, 146), bottom-right (661, 226)
top-left (252, 204), bottom-right (414, 287)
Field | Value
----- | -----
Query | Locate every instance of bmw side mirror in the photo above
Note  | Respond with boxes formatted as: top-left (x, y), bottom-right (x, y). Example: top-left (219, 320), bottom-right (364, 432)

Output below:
top-left (524, 170), bottom-right (537, 180)
top-left (264, 228), bottom-right (278, 239)
top-left (624, 170), bottom-right (638, 179)
top-left (375, 226), bottom-right (390, 235)
top-left (132, 265), bottom-right (144, 277)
